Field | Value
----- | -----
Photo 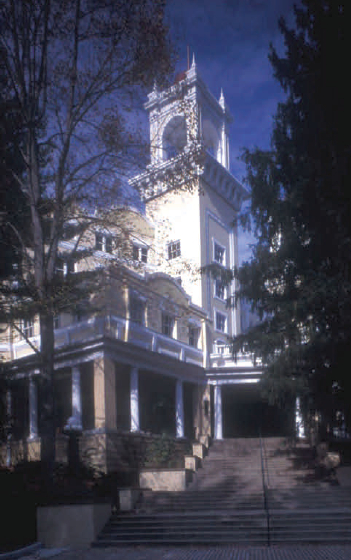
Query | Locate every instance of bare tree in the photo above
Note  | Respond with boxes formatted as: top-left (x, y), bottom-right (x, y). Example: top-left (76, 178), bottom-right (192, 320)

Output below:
top-left (0, 0), bottom-right (172, 484)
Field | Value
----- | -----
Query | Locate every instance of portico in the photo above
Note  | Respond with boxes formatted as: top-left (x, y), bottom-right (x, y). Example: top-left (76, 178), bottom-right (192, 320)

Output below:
top-left (210, 378), bottom-right (296, 440)
top-left (1, 325), bottom-right (208, 470)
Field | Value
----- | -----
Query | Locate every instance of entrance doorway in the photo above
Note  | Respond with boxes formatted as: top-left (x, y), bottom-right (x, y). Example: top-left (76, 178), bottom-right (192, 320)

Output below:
top-left (221, 384), bottom-right (294, 438)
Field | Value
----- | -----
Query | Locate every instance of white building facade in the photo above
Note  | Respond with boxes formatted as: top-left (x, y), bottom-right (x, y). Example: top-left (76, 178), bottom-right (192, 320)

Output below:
top-left (0, 62), bottom-right (293, 474)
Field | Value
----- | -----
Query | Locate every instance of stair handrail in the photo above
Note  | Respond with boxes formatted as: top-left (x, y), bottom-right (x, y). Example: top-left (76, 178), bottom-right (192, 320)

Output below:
top-left (259, 429), bottom-right (271, 546)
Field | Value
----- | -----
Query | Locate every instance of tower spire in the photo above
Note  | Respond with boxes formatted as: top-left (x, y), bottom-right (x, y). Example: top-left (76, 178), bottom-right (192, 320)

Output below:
top-left (191, 52), bottom-right (196, 69)
top-left (219, 88), bottom-right (225, 109)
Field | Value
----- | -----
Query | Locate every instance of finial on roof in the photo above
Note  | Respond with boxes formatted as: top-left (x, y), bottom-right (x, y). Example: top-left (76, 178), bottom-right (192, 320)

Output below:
top-left (191, 52), bottom-right (196, 68)
top-left (219, 88), bottom-right (225, 109)
top-left (152, 79), bottom-right (158, 93)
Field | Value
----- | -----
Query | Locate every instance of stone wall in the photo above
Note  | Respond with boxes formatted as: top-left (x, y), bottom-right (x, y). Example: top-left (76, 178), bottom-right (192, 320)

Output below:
top-left (79, 432), bottom-right (192, 481)
top-left (0, 436), bottom-right (68, 468)
top-left (1, 431), bottom-right (192, 484)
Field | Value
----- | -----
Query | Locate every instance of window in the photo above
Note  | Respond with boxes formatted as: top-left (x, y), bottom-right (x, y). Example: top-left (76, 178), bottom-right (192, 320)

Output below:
top-left (141, 247), bottom-right (148, 263)
top-left (163, 116), bottom-right (187, 161)
top-left (130, 296), bottom-right (145, 325)
top-left (95, 232), bottom-right (104, 251)
top-left (215, 279), bottom-right (226, 300)
top-left (132, 245), bottom-right (139, 261)
top-left (105, 236), bottom-right (113, 254)
top-left (189, 326), bottom-right (200, 348)
top-left (54, 315), bottom-right (61, 330)
top-left (215, 311), bottom-right (226, 333)
top-left (214, 242), bottom-right (225, 265)
top-left (162, 312), bottom-right (175, 337)
top-left (95, 232), bottom-right (114, 253)
top-left (22, 318), bottom-right (34, 339)
top-left (56, 258), bottom-right (75, 278)
top-left (168, 240), bottom-right (181, 260)
top-left (132, 244), bottom-right (148, 263)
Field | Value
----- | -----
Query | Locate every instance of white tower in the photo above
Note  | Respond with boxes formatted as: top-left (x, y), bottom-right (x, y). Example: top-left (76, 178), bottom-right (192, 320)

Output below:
top-left (132, 58), bottom-right (249, 354)
top-left (146, 55), bottom-right (230, 169)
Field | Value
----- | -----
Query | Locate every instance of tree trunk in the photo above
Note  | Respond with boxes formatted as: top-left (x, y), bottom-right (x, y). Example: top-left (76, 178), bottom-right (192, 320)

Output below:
top-left (39, 308), bottom-right (56, 494)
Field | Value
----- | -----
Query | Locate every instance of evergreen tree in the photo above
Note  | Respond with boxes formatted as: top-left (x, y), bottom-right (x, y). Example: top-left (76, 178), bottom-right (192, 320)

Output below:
top-left (234, 1), bottom-right (351, 433)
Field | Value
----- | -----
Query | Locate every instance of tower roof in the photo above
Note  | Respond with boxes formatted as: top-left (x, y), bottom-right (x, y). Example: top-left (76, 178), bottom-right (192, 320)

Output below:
top-left (144, 59), bottom-right (232, 124)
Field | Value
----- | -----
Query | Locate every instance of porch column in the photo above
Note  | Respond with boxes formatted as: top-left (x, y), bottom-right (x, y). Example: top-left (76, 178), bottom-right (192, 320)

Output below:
top-left (130, 367), bottom-right (140, 432)
top-left (176, 379), bottom-right (184, 438)
top-left (295, 397), bottom-right (305, 439)
top-left (28, 377), bottom-right (39, 439)
top-left (94, 356), bottom-right (116, 430)
top-left (214, 384), bottom-right (223, 440)
top-left (72, 366), bottom-right (83, 430)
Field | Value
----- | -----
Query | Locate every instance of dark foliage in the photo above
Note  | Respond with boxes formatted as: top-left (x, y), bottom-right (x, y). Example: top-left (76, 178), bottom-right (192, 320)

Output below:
top-left (234, 1), bottom-right (351, 431)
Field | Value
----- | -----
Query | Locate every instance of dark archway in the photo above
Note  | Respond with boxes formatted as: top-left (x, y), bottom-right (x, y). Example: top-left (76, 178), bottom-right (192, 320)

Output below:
top-left (222, 384), bottom-right (294, 438)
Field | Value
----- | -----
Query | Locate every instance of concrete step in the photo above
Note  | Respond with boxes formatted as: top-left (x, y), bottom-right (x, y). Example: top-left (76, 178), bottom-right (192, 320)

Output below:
top-left (93, 536), bottom-right (269, 546)
top-left (94, 437), bottom-right (351, 547)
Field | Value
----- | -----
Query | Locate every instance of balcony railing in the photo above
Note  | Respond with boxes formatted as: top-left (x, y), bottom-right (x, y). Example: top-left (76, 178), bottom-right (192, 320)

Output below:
top-left (6, 314), bottom-right (203, 368)
top-left (210, 343), bottom-right (260, 368)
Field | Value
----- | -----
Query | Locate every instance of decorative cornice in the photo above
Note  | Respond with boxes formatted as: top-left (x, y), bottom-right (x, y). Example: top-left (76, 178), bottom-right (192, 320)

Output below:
top-left (201, 153), bottom-right (250, 211)
top-left (131, 149), bottom-right (249, 211)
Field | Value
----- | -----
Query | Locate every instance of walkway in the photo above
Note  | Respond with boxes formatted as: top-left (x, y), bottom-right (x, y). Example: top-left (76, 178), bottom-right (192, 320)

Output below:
top-left (17, 545), bottom-right (351, 560)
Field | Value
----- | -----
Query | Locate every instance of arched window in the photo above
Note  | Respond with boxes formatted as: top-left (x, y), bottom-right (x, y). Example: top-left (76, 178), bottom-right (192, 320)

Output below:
top-left (202, 119), bottom-right (220, 162)
top-left (162, 116), bottom-right (187, 161)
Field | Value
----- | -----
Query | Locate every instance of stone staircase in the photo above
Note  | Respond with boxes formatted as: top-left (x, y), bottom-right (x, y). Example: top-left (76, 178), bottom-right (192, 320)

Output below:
top-left (262, 438), bottom-right (351, 543)
top-left (93, 437), bottom-right (351, 546)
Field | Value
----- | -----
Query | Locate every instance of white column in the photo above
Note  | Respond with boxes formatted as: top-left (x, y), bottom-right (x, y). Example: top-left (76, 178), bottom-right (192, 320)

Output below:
top-left (28, 377), bottom-right (38, 439)
top-left (71, 366), bottom-right (82, 430)
top-left (176, 379), bottom-right (184, 438)
top-left (214, 384), bottom-right (223, 440)
top-left (130, 367), bottom-right (140, 432)
top-left (295, 397), bottom-right (305, 439)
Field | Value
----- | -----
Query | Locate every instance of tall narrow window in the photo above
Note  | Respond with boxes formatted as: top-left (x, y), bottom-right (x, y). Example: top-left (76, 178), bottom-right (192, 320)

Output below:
top-left (215, 311), bottom-right (226, 333)
top-left (22, 318), bottom-right (34, 339)
top-left (215, 279), bottom-right (226, 300)
top-left (105, 236), bottom-right (113, 254)
top-left (214, 242), bottom-right (225, 265)
top-left (95, 232), bottom-right (104, 251)
top-left (141, 247), bottom-right (148, 263)
top-left (132, 244), bottom-right (148, 263)
top-left (189, 326), bottom-right (200, 348)
top-left (168, 240), bottom-right (181, 260)
top-left (130, 296), bottom-right (145, 325)
top-left (162, 312), bottom-right (175, 337)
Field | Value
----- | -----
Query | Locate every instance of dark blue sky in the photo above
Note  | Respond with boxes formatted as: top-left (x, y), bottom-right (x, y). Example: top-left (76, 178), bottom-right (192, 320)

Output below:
top-left (165, 0), bottom-right (298, 261)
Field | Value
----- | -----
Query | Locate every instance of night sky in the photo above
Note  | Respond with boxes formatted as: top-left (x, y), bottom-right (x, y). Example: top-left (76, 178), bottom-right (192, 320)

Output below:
top-left (165, 0), bottom-right (298, 261)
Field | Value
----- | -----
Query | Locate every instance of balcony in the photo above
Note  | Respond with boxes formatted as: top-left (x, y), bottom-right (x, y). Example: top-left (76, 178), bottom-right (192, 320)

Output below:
top-left (5, 314), bottom-right (204, 368)
top-left (210, 343), bottom-right (260, 369)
